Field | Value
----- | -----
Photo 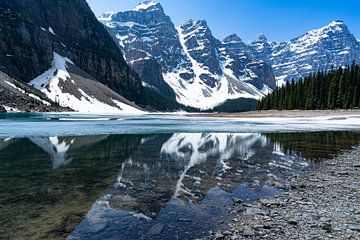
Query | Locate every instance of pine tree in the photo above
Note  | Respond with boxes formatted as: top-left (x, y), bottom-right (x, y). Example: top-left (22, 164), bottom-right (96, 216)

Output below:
top-left (257, 64), bottom-right (360, 111)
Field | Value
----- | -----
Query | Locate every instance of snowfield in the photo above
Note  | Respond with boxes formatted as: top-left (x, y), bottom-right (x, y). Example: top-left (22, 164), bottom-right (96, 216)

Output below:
top-left (29, 53), bottom-right (144, 114)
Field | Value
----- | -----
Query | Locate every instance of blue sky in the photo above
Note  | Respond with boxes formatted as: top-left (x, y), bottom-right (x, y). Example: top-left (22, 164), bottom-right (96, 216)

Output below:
top-left (87, 0), bottom-right (360, 42)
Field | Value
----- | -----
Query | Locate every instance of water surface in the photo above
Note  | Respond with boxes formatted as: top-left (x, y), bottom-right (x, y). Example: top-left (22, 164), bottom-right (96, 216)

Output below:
top-left (1, 131), bottom-right (360, 239)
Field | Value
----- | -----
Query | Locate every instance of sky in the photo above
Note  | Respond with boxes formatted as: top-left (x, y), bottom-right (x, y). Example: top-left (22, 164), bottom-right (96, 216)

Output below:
top-left (87, 0), bottom-right (360, 42)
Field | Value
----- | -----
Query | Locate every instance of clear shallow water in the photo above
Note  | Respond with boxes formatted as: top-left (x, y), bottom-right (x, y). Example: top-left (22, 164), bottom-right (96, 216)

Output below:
top-left (1, 114), bottom-right (360, 239)
top-left (1, 130), bottom-right (360, 240)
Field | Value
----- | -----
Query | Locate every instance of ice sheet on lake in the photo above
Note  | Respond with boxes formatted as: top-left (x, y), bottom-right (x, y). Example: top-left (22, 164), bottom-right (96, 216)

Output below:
top-left (1, 113), bottom-right (360, 138)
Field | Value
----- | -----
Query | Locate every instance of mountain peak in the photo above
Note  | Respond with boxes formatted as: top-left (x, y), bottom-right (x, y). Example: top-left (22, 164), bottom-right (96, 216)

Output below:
top-left (329, 20), bottom-right (345, 26)
top-left (132, 1), bottom-right (161, 11)
top-left (325, 20), bottom-right (347, 30)
top-left (223, 34), bottom-right (243, 43)
top-left (98, 12), bottom-right (115, 21)
top-left (181, 19), bottom-right (209, 30)
top-left (316, 20), bottom-right (349, 34)
top-left (255, 33), bottom-right (268, 42)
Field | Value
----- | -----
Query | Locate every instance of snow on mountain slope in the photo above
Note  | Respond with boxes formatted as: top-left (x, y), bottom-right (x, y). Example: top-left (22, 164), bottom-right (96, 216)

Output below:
top-left (101, 3), bottom-right (275, 110)
top-left (163, 22), bottom-right (270, 109)
top-left (100, 2), bottom-right (359, 109)
top-left (132, 1), bottom-right (159, 11)
top-left (0, 71), bottom-right (65, 112)
top-left (251, 20), bottom-right (360, 84)
top-left (30, 53), bottom-right (143, 114)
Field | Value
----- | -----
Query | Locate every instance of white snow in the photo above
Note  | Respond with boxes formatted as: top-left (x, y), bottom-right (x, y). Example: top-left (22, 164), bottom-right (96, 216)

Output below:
top-left (4, 81), bottom-right (26, 94)
top-left (161, 133), bottom-right (267, 200)
top-left (29, 52), bottom-right (144, 114)
top-left (133, 1), bottom-right (158, 11)
top-left (48, 27), bottom-right (56, 35)
top-left (160, 26), bottom-right (266, 110)
top-left (98, 12), bottom-right (115, 21)
top-left (4, 80), bottom-right (51, 105)
top-left (30, 137), bottom-right (73, 169)
top-left (3, 106), bottom-right (20, 112)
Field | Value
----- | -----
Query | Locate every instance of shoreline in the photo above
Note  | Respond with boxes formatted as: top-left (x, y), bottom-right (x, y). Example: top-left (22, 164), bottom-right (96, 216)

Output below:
top-left (202, 146), bottom-right (360, 240)
top-left (187, 109), bottom-right (360, 119)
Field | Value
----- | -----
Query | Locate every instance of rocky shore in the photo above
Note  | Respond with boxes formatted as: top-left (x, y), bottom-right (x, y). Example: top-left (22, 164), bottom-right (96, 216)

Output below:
top-left (203, 147), bottom-right (360, 240)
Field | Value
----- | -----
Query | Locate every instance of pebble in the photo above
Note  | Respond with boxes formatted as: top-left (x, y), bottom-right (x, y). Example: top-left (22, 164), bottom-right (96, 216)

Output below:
top-left (201, 147), bottom-right (360, 240)
top-left (287, 219), bottom-right (298, 225)
top-left (242, 226), bottom-right (254, 236)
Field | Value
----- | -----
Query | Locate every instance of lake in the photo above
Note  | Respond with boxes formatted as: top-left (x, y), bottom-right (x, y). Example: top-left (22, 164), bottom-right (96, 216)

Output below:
top-left (0, 113), bottom-right (360, 239)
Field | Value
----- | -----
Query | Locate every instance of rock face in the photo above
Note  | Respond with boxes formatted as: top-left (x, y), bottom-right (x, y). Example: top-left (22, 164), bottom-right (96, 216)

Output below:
top-left (250, 20), bottom-right (360, 85)
top-left (0, 0), bottom-right (147, 112)
top-left (0, 71), bottom-right (69, 112)
top-left (0, 105), bottom-right (6, 113)
top-left (101, 1), bottom-right (275, 109)
top-left (101, 2), bottom-right (360, 109)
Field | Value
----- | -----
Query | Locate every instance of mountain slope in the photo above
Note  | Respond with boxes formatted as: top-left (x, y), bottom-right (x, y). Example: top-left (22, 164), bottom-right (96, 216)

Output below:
top-left (0, 71), bottom-right (69, 112)
top-left (0, 0), bottom-right (142, 98)
top-left (29, 53), bottom-right (142, 113)
top-left (101, 1), bottom-right (275, 110)
top-left (0, 0), bottom-right (153, 113)
top-left (101, 2), bottom-right (360, 110)
top-left (250, 20), bottom-right (360, 85)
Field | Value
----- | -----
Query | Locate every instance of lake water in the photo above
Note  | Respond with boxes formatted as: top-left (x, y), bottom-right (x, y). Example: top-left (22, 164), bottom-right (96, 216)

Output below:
top-left (1, 113), bottom-right (360, 239)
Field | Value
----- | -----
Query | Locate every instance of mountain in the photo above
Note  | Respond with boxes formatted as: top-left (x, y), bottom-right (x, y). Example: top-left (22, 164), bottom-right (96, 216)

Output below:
top-left (0, 0), bottom-right (190, 113)
top-left (101, 2), bottom-right (360, 110)
top-left (250, 20), bottom-right (360, 85)
top-left (0, 0), bottom-right (148, 113)
top-left (1, 0), bottom-right (358, 113)
top-left (100, 1), bottom-right (275, 110)
top-left (0, 71), bottom-right (69, 112)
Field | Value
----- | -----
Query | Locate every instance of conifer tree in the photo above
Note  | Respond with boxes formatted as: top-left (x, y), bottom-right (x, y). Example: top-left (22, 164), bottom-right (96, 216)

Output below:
top-left (257, 64), bottom-right (360, 111)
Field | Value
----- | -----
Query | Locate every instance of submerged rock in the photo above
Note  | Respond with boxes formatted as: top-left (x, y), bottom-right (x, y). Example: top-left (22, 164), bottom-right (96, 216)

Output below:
top-left (201, 147), bottom-right (360, 240)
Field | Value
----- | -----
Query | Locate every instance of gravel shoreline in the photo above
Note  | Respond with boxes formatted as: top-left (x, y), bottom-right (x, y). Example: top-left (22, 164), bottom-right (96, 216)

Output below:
top-left (202, 147), bottom-right (360, 240)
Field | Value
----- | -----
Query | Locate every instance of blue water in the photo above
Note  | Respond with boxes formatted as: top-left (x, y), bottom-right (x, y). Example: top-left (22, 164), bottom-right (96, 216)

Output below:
top-left (1, 113), bottom-right (360, 239)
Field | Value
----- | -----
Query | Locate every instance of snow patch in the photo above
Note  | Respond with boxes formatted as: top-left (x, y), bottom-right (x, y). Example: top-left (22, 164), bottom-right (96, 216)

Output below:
top-left (48, 27), bottom-right (56, 35)
top-left (4, 81), bottom-right (51, 105)
top-left (133, 1), bottom-right (158, 11)
top-left (3, 106), bottom-right (20, 112)
top-left (29, 52), bottom-right (143, 114)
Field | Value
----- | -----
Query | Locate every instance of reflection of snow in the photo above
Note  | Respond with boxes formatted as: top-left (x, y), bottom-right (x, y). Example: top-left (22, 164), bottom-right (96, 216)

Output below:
top-left (272, 142), bottom-right (285, 156)
top-left (29, 137), bottom-right (74, 169)
top-left (161, 133), bottom-right (269, 200)
top-left (114, 161), bottom-right (134, 188)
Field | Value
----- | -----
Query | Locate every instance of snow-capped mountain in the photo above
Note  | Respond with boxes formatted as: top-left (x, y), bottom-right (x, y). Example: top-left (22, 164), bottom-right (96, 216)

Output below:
top-left (250, 20), bottom-right (360, 85)
top-left (100, 1), bottom-right (360, 109)
top-left (0, 0), bottom-right (152, 113)
top-left (100, 1), bottom-right (275, 109)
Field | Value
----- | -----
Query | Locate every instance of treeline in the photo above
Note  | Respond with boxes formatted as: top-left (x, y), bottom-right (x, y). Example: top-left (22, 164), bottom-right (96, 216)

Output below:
top-left (257, 63), bottom-right (360, 110)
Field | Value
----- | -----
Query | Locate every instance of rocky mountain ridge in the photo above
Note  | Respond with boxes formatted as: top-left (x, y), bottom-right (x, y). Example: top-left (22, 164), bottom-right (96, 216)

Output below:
top-left (250, 20), bottom-right (360, 85)
top-left (0, 0), bottom-right (188, 113)
top-left (100, 1), bottom-right (275, 109)
top-left (101, 1), bottom-right (360, 109)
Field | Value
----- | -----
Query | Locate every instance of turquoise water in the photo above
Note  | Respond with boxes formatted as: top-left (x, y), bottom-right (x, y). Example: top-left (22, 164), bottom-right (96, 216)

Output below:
top-left (1, 114), bottom-right (360, 239)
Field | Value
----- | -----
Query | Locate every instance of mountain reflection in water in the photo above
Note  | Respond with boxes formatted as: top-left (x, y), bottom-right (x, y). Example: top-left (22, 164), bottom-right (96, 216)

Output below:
top-left (0, 132), bottom-right (359, 240)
